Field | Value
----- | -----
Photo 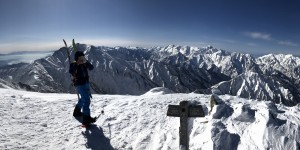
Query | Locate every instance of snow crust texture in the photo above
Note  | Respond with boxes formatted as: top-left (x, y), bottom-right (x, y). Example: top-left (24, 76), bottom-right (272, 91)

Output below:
top-left (1, 88), bottom-right (299, 150)
top-left (0, 44), bottom-right (300, 105)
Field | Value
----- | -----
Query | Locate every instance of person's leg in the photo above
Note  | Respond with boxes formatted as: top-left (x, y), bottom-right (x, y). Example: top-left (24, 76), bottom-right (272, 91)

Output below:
top-left (81, 83), bottom-right (96, 125)
top-left (76, 86), bottom-right (84, 109)
top-left (81, 83), bottom-right (91, 116)
top-left (73, 86), bottom-right (84, 117)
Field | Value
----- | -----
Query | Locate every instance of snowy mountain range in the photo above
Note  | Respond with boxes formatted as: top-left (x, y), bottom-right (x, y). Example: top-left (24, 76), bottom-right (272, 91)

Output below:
top-left (0, 44), bottom-right (299, 106)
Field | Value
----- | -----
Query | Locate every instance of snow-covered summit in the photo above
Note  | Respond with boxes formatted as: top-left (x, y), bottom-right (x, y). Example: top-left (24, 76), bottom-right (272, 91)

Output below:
top-left (1, 88), bottom-right (299, 149)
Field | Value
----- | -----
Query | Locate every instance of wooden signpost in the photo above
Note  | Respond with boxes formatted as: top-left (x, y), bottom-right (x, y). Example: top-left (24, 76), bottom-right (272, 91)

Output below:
top-left (167, 101), bottom-right (205, 150)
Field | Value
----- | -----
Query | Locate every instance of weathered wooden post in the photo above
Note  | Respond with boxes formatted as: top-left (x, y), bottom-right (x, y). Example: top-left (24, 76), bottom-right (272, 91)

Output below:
top-left (167, 101), bottom-right (205, 150)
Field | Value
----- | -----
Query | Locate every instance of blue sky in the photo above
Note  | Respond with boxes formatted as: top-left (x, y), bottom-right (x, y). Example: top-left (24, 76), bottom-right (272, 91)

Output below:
top-left (0, 0), bottom-right (299, 55)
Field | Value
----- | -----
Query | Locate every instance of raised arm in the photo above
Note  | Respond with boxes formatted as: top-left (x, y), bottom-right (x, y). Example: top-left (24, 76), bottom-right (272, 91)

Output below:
top-left (85, 61), bottom-right (94, 70)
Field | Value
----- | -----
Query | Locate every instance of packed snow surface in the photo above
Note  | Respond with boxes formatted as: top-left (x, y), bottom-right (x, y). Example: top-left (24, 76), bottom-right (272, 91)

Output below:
top-left (0, 88), bottom-right (299, 150)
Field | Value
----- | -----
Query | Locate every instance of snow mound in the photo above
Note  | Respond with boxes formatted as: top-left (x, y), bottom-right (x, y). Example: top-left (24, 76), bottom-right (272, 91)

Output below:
top-left (143, 87), bottom-right (174, 95)
top-left (0, 88), bottom-right (299, 150)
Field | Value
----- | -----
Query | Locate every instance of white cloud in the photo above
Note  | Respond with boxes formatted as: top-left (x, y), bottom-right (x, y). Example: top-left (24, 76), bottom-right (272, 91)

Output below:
top-left (0, 41), bottom-right (61, 54)
top-left (278, 41), bottom-right (298, 47)
top-left (80, 38), bottom-right (212, 48)
top-left (244, 32), bottom-right (272, 40)
top-left (79, 38), bottom-right (162, 48)
top-left (0, 38), bottom-right (171, 54)
top-left (0, 39), bottom-right (151, 54)
top-left (179, 41), bottom-right (216, 47)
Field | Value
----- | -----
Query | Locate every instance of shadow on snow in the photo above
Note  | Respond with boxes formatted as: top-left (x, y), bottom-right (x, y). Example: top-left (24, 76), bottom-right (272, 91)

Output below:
top-left (82, 125), bottom-right (114, 150)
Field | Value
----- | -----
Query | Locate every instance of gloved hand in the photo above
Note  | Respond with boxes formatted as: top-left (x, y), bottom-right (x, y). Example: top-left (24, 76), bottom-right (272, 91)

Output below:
top-left (83, 56), bottom-right (87, 63)
top-left (77, 56), bottom-right (87, 65)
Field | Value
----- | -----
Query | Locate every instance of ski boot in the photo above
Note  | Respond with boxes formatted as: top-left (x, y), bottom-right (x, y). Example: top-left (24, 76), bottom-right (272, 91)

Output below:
top-left (73, 106), bottom-right (83, 117)
top-left (82, 115), bottom-right (96, 126)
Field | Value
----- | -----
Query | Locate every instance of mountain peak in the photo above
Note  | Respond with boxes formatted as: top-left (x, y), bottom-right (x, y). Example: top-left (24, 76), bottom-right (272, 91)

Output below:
top-left (0, 44), bottom-right (299, 106)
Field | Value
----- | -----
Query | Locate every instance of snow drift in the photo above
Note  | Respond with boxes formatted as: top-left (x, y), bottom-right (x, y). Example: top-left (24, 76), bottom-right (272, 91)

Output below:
top-left (1, 88), bottom-right (299, 149)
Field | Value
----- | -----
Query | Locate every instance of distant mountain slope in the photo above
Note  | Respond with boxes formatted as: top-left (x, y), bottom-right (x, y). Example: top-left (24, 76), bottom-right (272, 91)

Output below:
top-left (0, 44), bottom-right (299, 105)
top-left (214, 72), bottom-right (299, 106)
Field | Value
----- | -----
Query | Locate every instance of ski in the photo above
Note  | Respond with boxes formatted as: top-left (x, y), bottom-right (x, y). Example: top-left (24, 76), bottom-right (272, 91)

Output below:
top-left (63, 39), bottom-right (80, 101)
top-left (72, 39), bottom-right (77, 52)
top-left (63, 39), bottom-right (71, 65)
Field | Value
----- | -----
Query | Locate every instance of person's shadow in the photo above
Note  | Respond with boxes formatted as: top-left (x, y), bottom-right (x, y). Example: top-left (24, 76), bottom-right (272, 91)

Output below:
top-left (82, 125), bottom-right (114, 150)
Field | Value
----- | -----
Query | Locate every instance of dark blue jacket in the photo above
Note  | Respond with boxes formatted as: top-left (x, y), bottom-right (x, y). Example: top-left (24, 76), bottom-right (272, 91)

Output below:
top-left (69, 61), bottom-right (94, 86)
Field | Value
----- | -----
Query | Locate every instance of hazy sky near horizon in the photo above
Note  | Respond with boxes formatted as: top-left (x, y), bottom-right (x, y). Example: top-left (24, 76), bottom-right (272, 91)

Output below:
top-left (0, 0), bottom-right (299, 55)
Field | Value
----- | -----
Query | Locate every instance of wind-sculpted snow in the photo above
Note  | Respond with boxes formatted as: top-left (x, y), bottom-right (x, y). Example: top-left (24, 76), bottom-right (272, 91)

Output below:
top-left (0, 44), bottom-right (299, 105)
top-left (142, 87), bottom-right (174, 95)
top-left (0, 88), bottom-right (299, 149)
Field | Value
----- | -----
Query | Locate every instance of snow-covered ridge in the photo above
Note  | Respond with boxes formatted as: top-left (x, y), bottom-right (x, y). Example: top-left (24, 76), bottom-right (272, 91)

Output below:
top-left (257, 53), bottom-right (300, 78)
top-left (214, 71), bottom-right (296, 106)
top-left (0, 88), bottom-right (299, 149)
top-left (0, 44), bottom-right (299, 106)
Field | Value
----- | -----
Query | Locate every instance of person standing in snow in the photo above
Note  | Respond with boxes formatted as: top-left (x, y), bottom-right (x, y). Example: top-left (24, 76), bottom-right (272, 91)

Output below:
top-left (69, 51), bottom-right (95, 125)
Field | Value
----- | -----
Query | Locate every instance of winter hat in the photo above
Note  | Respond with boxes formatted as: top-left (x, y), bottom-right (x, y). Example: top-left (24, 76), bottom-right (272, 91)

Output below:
top-left (75, 51), bottom-right (85, 61)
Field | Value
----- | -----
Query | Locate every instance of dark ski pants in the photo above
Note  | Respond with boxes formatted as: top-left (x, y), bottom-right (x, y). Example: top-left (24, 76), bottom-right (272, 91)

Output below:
top-left (76, 83), bottom-right (91, 116)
